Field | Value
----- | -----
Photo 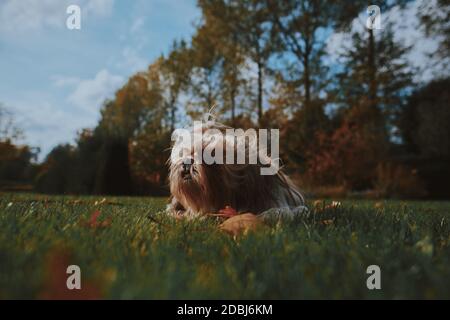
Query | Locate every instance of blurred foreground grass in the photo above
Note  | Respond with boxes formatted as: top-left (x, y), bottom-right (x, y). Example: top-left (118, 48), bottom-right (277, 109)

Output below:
top-left (0, 193), bottom-right (449, 299)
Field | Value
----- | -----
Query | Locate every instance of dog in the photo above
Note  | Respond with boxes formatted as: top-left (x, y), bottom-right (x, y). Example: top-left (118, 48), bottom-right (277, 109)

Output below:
top-left (167, 118), bottom-right (307, 219)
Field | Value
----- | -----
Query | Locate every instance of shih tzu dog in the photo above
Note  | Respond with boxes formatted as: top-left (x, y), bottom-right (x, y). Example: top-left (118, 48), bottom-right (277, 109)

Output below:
top-left (167, 117), bottom-right (307, 219)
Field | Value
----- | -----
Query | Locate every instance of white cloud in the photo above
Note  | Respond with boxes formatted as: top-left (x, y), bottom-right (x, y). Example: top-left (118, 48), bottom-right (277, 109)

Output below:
top-left (0, 0), bottom-right (64, 33)
top-left (8, 98), bottom-right (86, 160)
top-left (68, 69), bottom-right (124, 113)
top-left (115, 16), bottom-right (149, 73)
top-left (85, 0), bottom-right (114, 17)
top-left (51, 75), bottom-right (81, 87)
top-left (130, 17), bottom-right (145, 34)
top-left (0, 0), bottom-right (114, 34)
top-left (6, 68), bottom-right (123, 160)
top-left (118, 47), bottom-right (149, 73)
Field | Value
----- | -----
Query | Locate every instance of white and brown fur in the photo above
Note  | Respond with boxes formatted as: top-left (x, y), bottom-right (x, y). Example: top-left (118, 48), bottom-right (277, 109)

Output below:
top-left (167, 119), bottom-right (305, 218)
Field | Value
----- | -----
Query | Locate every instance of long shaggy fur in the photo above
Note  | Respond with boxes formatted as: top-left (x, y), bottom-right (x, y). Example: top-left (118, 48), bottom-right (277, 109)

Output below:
top-left (167, 119), bottom-right (305, 218)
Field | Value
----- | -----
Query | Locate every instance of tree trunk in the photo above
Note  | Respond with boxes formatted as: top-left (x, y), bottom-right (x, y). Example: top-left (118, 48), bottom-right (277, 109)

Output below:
top-left (303, 37), bottom-right (311, 110)
top-left (170, 95), bottom-right (176, 132)
top-left (304, 56), bottom-right (311, 110)
top-left (368, 28), bottom-right (377, 111)
top-left (230, 87), bottom-right (236, 127)
top-left (257, 60), bottom-right (263, 124)
top-left (94, 138), bottom-right (132, 195)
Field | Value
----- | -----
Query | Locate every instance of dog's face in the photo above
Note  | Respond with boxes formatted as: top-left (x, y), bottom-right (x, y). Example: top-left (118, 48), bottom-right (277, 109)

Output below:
top-left (169, 156), bottom-right (216, 213)
top-left (169, 124), bottom-right (232, 213)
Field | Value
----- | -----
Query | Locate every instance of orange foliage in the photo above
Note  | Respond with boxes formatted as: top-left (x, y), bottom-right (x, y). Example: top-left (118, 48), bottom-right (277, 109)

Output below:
top-left (306, 121), bottom-right (383, 190)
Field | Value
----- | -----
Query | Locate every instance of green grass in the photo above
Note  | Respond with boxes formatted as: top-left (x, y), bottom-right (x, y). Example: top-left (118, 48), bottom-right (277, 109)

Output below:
top-left (1, 193), bottom-right (450, 299)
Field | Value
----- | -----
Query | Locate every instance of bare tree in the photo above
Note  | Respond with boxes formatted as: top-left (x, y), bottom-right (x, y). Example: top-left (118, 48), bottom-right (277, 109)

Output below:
top-left (0, 104), bottom-right (23, 143)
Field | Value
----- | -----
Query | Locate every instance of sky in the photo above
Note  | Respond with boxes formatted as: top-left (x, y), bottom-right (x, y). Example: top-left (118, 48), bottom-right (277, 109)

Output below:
top-left (0, 0), bottom-right (200, 160)
top-left (0, 0), bottom-right (447, 161)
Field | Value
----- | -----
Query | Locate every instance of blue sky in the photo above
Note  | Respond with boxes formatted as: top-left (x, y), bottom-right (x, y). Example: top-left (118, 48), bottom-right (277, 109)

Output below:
top-left (0, 0), bottom-right (447, 161)
top-left (0, 0), bottom-right (200, 159)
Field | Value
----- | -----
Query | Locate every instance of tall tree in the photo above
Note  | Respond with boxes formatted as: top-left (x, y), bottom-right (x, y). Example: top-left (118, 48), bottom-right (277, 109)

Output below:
top-left (197, 0), bottom-right (276, 123)
top-left (268, 0), bottom-right (333, 110)
top-left (233, 0), bottom-right (276, 123)
top-left (161, 40), bottom-right (192, 132)
top-left (231, 0), bottom-right (276, 123)
top-left (187, 23), bottom-right (223, 118)
top-left (267, 0), bottom-right (335, 172)
top-left (398, 77), bottom-right (450, 158)
top-left (336, 22), bottom-right (414, 139)
top-left (197, 0), bottom-right (254, 124)
top-left (308, 20), bottom-right (415, 190)
top-left (96, 63), bottom-right (168, 194)
top-left (332, 1), bottom-right (412, 114)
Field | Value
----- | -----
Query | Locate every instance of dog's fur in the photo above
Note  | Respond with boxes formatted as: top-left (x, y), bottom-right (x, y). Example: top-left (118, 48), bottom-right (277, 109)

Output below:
top-left (167, 120), bottom-right (305, 218)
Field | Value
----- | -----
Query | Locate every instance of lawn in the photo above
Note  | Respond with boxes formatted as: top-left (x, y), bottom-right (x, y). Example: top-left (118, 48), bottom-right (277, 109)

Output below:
top-left (0, 193), bottom-right (449, 299)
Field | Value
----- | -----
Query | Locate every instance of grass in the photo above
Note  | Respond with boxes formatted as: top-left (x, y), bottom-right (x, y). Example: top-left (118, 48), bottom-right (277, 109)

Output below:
top-left (0, 193), bottom-right (450, 299)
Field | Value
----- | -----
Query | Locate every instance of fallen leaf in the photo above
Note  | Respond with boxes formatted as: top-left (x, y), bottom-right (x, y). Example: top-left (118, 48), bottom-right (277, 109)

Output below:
top-left (321, 219), bottom-right (334, 226)
top-left (374, 202), bottom-right (384, 209)
top-left (325, 201), bottom-right (341, 210)
top-left (219, 213), bottom-right (265, 236)
top-left (208, 205), bottom-right (238, 218)
top-left (89, 210), bottom-right (102, 225)
top-left (80, 210), bottom-right (112, 229)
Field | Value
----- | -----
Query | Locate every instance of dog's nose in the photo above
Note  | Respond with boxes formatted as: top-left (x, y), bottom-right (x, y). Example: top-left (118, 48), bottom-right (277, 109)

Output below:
top-left (182, 162), bottom-right (192, 173)
top-left (181, 159), bottom-right (193, 176)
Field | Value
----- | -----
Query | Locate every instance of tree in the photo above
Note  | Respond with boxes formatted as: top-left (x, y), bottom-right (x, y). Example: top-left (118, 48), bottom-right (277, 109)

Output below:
top-left (197, 0), bottom-right (276, 123)
top-left (306, 120), bottom-right (383, 189)
top-left (229, 0), bottom-right (276, 123)
top-left (98, 62), bottom-right (170, 194)
top-left (70, 128), bottom-right (104, 194)
top-left (333, 1), bottom-right (413, 113)
top-left (99, 69), bottom-right (165, 140)
top-left (398, 78), bottom-right (450, 158)
top-left (161, 40), bottom-right (192, 131)
top-left (336, 22), bottom-right (414, 143)
top-left (265, 0), bottom-right (337, 174)
top-left (35, 145), bottom-right (75, 194)
top-left (209, 0), bottom-right (254, 125)
top-left (0, 142), bottom-right (37, 188)
top-left (268, 0), bottom-right (333, 111)
top-left (0, 104), bottom-right (38, 191)
top-left (0, 104), bottom-right (23, 143)
top-left (307, 18), bottom-right (414, 190)
top-left (186, 23), bottom-right (223, 118)
top-left (395, 77), bottom-right (450, 198)
top-left (418, 0), bottom-right (450, 67)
